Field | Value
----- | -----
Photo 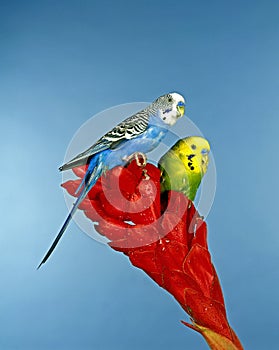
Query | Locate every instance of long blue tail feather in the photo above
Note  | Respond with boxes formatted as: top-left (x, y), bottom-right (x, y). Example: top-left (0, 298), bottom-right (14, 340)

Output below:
top-left (37, 153), bottom-right (108, 269)
top-left (37, 189), bottom-right (86, 269)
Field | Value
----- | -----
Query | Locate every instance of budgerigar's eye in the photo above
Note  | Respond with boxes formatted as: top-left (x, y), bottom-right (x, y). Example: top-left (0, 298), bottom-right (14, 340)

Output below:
top-left (191, 144), bottom-right (196, 150)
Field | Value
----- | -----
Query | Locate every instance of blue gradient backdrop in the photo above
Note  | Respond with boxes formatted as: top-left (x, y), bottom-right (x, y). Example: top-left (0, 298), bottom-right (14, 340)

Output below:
top-left (1, 1), bottom-right (279, 349)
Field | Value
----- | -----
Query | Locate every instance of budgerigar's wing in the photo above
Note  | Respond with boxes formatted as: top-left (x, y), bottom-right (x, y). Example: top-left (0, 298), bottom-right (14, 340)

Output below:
top-left (59, 112), bottom-right (150, 171)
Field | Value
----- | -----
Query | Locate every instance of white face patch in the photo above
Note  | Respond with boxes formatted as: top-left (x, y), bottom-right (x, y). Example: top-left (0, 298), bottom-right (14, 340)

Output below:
top-left (163, 111), bottom-right (179, 125)
top-left (159, 92), bottom-right (185, 126)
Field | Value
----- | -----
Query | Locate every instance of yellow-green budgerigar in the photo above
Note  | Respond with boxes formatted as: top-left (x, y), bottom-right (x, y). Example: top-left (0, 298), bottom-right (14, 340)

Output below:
top-left (158, 136), bottom-right (210, 201)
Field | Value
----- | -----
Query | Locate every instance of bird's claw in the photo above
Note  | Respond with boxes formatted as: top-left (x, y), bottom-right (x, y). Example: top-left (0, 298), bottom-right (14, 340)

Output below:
top-left (123, 152), bottom-right (147, 167)
top-left (123, 152), bottom-right (150, 180)
top-left (142, 168), bottom-right (150, 180)
top-left (135, 152), bottom-right (147, 168)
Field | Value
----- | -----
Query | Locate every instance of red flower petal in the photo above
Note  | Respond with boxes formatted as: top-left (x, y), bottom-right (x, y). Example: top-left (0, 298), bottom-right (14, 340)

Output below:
top-left (61, 180), bottom-right (81, 196)
top-left (61, 161), bottom-right (243, 350)
top-left (182, 288), bottom-right (230, 337)
top-left (72, 165), bottom-right (88, 178)
top-left (183, 245), bottom-right (214, 299)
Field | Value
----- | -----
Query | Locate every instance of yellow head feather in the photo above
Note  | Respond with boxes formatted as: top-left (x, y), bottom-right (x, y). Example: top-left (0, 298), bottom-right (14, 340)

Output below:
top-left (172, 136), bottom-right (210, 176)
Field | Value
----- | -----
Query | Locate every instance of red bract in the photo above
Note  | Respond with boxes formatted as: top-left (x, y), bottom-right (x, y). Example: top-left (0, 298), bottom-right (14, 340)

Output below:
top-left (62, 161), bottom-right (243, 350)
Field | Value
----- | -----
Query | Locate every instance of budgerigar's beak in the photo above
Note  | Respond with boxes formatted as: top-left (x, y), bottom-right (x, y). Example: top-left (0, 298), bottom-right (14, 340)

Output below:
top-left (201, 148), bottom-right (210, 173)
top-left (177, 101), bottom-right (185, 117)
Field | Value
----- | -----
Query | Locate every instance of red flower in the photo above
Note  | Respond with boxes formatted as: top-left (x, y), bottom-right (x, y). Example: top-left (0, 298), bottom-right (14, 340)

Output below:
top-left (62, 160), bottom-right (243, 350)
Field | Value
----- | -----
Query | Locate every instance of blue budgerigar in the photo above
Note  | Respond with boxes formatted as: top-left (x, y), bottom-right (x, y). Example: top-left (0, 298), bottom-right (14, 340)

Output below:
top-left (38, 92), bottom-right (185, 268)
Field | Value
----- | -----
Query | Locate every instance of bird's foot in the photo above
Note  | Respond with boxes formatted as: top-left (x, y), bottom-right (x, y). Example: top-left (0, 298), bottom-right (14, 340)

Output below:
top-left (142, 168), bottom-right (150, 180)
top-left (123, 152), bottom-right (147, 167)
top-left (123, 152), bottom-right (150, 180)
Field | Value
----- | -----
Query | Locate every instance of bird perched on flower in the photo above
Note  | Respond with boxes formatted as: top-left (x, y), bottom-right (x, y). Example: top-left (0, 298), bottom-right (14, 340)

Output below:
top-left (38, 92), bottom-right (185, 268)
top-left (158, 136), bottom-right (210, 201)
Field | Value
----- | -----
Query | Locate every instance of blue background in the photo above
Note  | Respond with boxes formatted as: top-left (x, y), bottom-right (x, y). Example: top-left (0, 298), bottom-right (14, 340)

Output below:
top-left (1, 1), bottom-right (279, 349)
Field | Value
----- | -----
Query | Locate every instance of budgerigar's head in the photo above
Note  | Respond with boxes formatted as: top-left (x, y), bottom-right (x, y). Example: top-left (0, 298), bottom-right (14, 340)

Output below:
top-left (153, 92), bottom-right (186, 126)
top-left (174, 136), bottom-right (210, 175)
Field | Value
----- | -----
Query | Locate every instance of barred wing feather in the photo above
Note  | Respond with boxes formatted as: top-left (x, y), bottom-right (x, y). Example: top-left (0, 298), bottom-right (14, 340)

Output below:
top-left (59, 112), bottom-right (149, 171)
